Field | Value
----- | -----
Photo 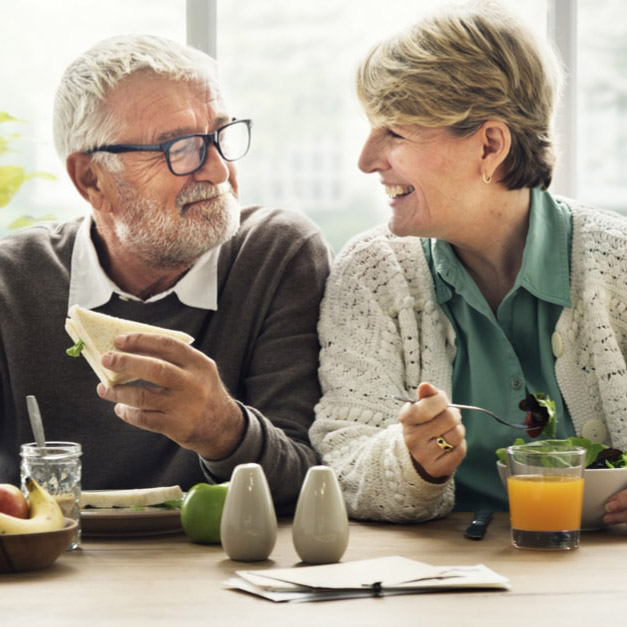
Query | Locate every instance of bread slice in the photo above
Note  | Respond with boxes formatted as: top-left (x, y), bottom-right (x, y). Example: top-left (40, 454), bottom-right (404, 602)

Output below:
top-left (80, 485), bottom-right (184, 509)
top-left (65, 304), bottom-right (194, 387)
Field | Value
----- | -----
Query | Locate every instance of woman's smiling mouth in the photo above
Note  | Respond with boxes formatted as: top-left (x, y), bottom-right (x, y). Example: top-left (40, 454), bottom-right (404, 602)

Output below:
top-left (384, 184), bottom-right (415, 199)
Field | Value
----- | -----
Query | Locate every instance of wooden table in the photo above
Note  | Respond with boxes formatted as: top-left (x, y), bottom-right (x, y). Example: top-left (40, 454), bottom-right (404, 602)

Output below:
top-left (2, 513), bottom-right (627, 626)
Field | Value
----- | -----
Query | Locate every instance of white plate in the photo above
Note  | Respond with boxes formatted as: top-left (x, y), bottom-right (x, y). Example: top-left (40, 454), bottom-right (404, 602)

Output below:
top-left (81, 507), bottom-right (182, 537)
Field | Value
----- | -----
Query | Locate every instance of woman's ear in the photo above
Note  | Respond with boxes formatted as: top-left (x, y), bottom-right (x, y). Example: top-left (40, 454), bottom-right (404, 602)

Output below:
top-left (65, 152), bottom-right (111, 211)
top-left (479, 120), bottom-right (511, 180)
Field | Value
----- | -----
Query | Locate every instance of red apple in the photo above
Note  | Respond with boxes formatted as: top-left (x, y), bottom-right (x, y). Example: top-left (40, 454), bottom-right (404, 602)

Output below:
top-left (0, 483), bottom-right (29, 519)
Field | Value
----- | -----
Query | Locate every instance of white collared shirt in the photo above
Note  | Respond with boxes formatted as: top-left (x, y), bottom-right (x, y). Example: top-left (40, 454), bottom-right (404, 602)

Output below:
top-left (67, 215), bottom-right (220, 312)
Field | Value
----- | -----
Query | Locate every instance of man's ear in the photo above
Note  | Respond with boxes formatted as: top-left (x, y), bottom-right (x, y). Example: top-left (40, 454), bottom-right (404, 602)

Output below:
top-left (478, 120), bottom-right (511, 180)
top-left (66, 152), bottom-right (112, 211)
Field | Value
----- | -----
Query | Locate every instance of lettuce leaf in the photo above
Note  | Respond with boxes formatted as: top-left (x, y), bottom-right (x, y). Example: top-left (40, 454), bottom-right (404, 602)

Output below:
top-left (496, 436), bottom-right (625, 469)
top-left (66, 339), bottom-right (84, 357)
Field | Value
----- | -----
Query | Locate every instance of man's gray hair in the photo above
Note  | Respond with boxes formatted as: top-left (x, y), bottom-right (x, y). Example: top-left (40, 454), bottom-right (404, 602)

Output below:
top-left (53, 34), bottom-right (220, 166)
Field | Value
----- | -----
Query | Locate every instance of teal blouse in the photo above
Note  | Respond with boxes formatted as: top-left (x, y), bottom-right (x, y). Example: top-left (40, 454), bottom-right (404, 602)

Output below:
top-left (422, 188), bottom-right (576, 511)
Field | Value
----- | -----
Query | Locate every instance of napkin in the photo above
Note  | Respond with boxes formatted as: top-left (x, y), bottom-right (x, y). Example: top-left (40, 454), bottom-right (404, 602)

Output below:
top-left (226, 555), bottom-right (510, 602)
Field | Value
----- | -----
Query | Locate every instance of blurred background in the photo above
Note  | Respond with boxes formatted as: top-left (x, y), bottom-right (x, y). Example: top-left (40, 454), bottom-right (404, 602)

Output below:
top-left (1, 0), bottom-right (624, 252)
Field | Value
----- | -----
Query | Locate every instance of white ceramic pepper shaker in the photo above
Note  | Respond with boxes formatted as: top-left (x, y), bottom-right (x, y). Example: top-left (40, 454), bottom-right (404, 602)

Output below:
top-left (220, 463), bottom-right (277, 562)
top-left (292, 465), bottom-right (349, 564)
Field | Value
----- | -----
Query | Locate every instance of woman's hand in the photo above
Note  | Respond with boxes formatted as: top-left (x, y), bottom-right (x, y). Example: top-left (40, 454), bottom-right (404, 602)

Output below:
top-left (603, 489), bottom-right (627, 525)
top-left (399, 382), bottom-right (467, 483)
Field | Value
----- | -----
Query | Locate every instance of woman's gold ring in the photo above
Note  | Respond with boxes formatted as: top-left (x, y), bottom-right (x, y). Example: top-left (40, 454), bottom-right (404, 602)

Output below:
top-left (436, 436), bottom-right (454, 451)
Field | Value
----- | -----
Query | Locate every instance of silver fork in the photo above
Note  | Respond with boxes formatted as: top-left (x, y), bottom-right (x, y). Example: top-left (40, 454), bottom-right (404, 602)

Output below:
top-left (392, 396), bottom-right (533, 431)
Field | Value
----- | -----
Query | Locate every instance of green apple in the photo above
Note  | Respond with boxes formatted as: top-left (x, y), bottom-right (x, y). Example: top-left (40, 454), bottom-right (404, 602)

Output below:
top-left (181, 482), bottom-right (229, 544)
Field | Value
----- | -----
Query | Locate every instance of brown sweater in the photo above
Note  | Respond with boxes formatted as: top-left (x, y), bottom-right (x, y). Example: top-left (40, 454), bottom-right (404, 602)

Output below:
top-left (0, 206), bottom-right (332, 512)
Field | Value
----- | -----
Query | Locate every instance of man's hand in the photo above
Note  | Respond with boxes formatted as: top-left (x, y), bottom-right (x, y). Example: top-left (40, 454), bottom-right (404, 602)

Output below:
top-left (399, 382), bottom-right (467, 482)
top-left (603, 489), bottom-right (627, 525)
top-left (96, 332), bottom-right (244, 460)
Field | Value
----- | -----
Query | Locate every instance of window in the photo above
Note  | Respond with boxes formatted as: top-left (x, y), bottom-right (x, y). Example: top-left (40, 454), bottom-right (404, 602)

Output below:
top-left (577, 0), bottom-right (627, 211)
top-left (2, 1), bottom-right (625, 250)
top-left (216, 0), bottom-right (548, 250)
top-left (0, 0), bottom-right (186, 236)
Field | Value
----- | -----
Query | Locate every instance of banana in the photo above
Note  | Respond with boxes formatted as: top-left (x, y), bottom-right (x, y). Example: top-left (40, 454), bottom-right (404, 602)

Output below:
top-left (0, 477), bottom-right (65, 534)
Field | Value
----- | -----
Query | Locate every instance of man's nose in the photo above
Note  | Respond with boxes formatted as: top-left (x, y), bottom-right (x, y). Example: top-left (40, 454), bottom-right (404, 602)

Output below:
top-left (192, 143), bottom-right (230, 183)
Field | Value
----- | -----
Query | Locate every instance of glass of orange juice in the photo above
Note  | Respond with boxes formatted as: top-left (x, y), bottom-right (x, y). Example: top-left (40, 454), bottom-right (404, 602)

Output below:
top-left (506, 441), bottom-right (586, 550)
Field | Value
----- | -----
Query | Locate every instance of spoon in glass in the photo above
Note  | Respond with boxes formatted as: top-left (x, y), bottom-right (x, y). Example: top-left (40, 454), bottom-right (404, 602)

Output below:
top-left (392, 396), bottom-right (533, 431)
top-left (26, 395), bottom-right (47, 449)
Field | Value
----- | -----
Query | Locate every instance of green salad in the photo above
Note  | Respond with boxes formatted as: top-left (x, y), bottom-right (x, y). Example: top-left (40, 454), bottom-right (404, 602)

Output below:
top-left (496, 392), bottom-right (627, 469)
top-left (497, 436), bottom-right (627, 469)
top-left (519, 392), bottom-right (556, 438)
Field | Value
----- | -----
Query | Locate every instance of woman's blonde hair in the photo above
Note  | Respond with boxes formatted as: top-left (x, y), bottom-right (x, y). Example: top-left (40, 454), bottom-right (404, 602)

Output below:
top-left (356, 2), bottom-right (563, 190)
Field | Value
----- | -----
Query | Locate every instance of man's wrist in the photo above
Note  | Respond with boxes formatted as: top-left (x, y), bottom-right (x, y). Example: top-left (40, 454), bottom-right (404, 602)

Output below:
top-left (198, 399), bottom-right (247, 461)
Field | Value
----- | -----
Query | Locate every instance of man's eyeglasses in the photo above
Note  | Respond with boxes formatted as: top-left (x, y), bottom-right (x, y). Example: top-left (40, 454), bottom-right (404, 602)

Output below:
top-left (86, 119), bottom-right (252, 176)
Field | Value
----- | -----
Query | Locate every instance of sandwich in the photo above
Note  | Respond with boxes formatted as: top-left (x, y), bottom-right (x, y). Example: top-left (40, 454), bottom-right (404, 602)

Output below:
top-left (65, 304), bottom-right (195, 387)
top-left (80, 485), bottom-right (184, 510)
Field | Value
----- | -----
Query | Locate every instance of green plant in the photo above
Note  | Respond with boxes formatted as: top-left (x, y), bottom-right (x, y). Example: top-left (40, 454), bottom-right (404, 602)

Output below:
top-left (0, 112), bottom-right (56, 226)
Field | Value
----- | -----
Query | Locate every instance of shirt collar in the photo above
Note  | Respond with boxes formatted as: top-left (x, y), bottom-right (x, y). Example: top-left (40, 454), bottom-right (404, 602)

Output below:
top-left (431, 188), bottom-right (571, 307)
top-left (516, 187), bottom-right (571, 306)
top-left (67, 215), bottom-right (220, 312)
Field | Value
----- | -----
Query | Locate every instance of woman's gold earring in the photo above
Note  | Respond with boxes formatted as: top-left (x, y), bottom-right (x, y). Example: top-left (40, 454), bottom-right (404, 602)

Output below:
top-left (482, 172), bottom-right (492, 184)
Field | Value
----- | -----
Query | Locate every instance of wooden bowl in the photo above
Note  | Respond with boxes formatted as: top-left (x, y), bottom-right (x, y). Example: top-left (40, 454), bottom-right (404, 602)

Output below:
top-left (0, 518), bottom-right (77, 573)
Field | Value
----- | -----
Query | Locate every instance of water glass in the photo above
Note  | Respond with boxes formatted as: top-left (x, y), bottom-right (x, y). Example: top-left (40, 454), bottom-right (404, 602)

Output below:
top-left (20, 441), bottom-right (82, 550)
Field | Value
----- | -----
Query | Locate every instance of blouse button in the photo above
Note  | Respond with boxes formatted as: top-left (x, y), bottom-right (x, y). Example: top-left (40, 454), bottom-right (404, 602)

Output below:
top-left (581, 419), bottom-right (608, 443)
top-left (551, 332), bottom-right (564, 358)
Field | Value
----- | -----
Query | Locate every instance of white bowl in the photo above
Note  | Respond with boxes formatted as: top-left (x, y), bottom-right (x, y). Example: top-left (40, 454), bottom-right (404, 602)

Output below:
top-left (496, 462), bottom-right (627, 531)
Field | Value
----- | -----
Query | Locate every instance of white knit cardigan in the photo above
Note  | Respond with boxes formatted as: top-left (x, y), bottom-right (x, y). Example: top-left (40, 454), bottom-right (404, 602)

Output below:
top-left (312, 198), bottom-right (627, 522)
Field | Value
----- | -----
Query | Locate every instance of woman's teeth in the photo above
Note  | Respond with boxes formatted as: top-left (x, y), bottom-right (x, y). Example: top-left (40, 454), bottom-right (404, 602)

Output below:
top-left (385, 185), bottom-right (415, 199)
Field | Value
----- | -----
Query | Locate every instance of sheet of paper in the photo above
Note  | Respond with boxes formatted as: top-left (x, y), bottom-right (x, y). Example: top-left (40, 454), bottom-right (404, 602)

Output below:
top-left (227, 555), bottom-right (510, 602)
top-left (224, 577), bottom-right (384, 603)
top-left (238, 556), bottom-right (443, 590)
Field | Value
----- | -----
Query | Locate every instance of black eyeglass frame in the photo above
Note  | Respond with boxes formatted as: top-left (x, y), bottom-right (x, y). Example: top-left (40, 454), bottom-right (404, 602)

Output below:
top-left (86, 118), bottom-right (252, 176)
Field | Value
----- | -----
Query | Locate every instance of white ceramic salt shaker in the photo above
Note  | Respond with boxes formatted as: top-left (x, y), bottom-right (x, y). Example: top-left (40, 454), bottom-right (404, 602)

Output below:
top-left (292, 465), bottom-right (349, 564)
top-left (220, 463), bottom-right (277, 561)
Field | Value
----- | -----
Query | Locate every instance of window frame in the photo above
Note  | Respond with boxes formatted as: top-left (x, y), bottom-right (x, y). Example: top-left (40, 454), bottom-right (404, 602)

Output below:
top-left (548, 0), bottom-right (577, 197)
top-left (186, 0), bottom-right (217, 58)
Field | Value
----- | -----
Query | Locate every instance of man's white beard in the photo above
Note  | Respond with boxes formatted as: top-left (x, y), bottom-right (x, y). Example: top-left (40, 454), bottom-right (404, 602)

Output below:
top-left (113, 179), bottom-right (241, 268)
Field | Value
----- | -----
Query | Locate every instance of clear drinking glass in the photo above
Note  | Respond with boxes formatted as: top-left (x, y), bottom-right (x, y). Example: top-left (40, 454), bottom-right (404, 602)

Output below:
top-left (506, 440), bottom-right (586, 550)
top-left (20, 441), bottom-right (82, 550)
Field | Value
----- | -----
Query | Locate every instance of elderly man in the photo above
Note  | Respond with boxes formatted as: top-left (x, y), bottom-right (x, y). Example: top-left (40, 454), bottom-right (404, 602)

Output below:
top-left (0, 35), bottom-right (332, 512)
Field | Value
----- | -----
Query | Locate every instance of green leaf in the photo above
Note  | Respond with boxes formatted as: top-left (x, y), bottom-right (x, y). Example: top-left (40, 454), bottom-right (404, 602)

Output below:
top-left (0, 112), bottom-right (22, 124)
top-left (535, 393), bottom-right (557, 437)
top-left (496, 435), bottom-right (625, 469)
top-left (8, 213), bottom-right (57, 229)
top-left (150, 498), bottom-right (183, 510)
top-left (495, 437), bottom-right (526, 464)
top-left (0, 133), bottom-right (21, 156)
top-left (0, 112), bottom-right (56, 214)
top-left (66, 339), bottom-right (85, 357)
top-left (607, 452), bottom-right (627, 469)
top-left (0, 165), bottom-right (26, 207)
top-left (561, 437), bottom-right (606, 468)
top-left (25, 171), bottom-right (57, 182)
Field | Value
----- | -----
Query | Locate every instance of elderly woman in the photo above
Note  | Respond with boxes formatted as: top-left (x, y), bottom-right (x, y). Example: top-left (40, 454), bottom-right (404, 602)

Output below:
top-left (311, 2), bottom-right (627, 523)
